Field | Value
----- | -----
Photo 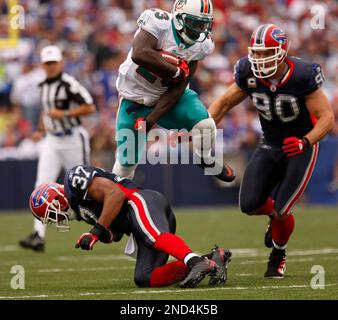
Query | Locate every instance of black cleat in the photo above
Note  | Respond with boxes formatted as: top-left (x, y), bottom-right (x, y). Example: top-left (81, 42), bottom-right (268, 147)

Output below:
top-left (215, 164), bottom-right (236, 183)
top-left (264, 253), bottom-right (286, 278)
top-left (196, 160), bottom-right (236, 183)
top-left (180, 257), bottom-right (219, 288)
top-left (264, 218), bottom-right (273, 248)
top-left (19, 232), bottom-right (45, 252)
top-left (208, 245), bottom-right (232, 285)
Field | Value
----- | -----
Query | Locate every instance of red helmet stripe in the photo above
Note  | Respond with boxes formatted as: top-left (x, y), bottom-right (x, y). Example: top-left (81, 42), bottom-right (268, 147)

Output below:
top-left (201, 0), bottom-right (210, 14)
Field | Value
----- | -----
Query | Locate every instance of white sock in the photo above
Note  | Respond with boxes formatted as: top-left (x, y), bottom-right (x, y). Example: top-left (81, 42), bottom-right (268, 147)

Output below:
top-left (183, 253), bottom-right (199, 265)
top-left (34, 219), bottom-right (46, 239)
top-left (112, 161), bottom-right (137, 180)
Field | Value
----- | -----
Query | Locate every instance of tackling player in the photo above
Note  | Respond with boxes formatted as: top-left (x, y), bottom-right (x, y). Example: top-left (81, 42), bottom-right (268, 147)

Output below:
top-left (29, 165), bottom-right (232, 288)
top-left (113, 0), bottom-right (235, 182)
top-left (209, 24), bottom-right (334, 278)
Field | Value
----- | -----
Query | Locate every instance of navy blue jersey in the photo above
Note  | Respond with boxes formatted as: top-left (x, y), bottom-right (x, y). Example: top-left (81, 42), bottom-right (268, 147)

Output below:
top-left (234, 56), bottom-right (325, 144)
top-left (64, 165), bottom-right (141, 233)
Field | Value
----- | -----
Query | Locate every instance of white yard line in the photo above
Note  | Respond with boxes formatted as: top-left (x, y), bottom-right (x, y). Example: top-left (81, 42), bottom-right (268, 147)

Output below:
top-left (37, 266), bottom-right (134, 273)
top-left (1, 283), bottom-right (337, 300)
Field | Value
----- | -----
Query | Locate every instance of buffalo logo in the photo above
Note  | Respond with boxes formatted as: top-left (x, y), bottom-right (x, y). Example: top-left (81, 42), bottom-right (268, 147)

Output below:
top-left (175, 0), bottom-right (187, 10)
top-left (271, 28), bottom-right (287, 44)
top-left (31, 183), bottom-right (58, 208)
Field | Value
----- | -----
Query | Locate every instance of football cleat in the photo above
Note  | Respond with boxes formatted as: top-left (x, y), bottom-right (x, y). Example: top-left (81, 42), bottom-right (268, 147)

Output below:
top-left (215, 164), bottom-right (236, 183)
top-left (19, 232), bottom-right (45, 252)
top-left (264, 253), bottom-right (286, 278)
top-left (180, 257), bottom-right (219, 288)
top-left (208, 245), bottom-right (232, 285)
top-left (197, 161), bottom-right (236, 183)
top-left (264, 219), bottom-right (273, 248)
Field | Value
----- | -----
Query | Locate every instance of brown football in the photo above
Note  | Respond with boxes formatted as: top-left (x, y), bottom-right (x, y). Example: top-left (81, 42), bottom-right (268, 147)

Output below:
top-left (158, 50), bottom-right (180, 66)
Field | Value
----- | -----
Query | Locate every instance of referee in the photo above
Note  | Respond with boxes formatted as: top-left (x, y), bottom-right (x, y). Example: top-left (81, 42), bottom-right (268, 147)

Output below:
top-left (20, 45), bottom-right (96, 252)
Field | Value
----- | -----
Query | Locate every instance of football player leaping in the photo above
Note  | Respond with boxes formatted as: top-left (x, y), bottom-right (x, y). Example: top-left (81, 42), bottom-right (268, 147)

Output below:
top-left (209, 24), bottom-right (334, 278)
top-left (113, 0), bottom-right (235, 182)
top-left (29, 165), bottom-right (231, 288)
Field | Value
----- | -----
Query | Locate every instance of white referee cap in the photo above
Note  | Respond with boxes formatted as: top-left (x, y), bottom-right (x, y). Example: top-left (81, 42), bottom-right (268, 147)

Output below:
top-left (40, 45), bottom-right (63, 63)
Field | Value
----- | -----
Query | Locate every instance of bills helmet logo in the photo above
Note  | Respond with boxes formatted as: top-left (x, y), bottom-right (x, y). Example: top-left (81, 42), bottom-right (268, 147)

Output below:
top-left (30, 183), bottom-right (58, 209)
top-left (271, 28), bottom-right (287, 44)
top-left (29, 183), bottom-right (68, 223)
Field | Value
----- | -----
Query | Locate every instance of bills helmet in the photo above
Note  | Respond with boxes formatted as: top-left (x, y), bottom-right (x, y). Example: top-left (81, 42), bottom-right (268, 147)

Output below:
top-left (172, 0), bottom-right (213, 44)
top-left (29, 183), bottom-right (70, 231)
top-left (248, 24), bottom-right (290, 79)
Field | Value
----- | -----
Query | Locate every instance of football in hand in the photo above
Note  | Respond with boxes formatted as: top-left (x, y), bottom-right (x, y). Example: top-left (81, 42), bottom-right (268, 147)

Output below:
top-left (158, 50), bottom-right (181, 66)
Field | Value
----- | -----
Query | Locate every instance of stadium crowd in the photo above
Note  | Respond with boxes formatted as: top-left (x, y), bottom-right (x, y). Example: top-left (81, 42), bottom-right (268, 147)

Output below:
top-left (0, 0), bottom-right (337, 169)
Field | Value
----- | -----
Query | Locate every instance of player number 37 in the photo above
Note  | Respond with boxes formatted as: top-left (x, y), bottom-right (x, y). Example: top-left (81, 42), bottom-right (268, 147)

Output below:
top-left (71, 166), bottom-right (90, 190)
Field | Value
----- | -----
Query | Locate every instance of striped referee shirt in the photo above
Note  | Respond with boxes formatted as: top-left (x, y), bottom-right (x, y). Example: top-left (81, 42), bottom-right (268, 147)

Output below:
top-left (39, 72), bottom-right (94, 135)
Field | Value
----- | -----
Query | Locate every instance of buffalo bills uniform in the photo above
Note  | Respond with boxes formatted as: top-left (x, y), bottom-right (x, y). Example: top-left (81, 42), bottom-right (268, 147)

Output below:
top-left (64, 165), bottom-right (176, 286)
top-left (236, 56), bottom-right (324, 215)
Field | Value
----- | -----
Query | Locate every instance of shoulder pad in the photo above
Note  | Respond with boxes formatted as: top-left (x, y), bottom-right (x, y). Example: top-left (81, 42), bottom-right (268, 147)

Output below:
top-left (202, 35), bottom-right (215, 56)
top-left (137, 9), bottom-right (171, 39)
top-left (65, 165), bottom-right (97, 200)
top-left (289, 58), bottom-right (325, 95)
top-left (234, 56), bottom-right (252, 90)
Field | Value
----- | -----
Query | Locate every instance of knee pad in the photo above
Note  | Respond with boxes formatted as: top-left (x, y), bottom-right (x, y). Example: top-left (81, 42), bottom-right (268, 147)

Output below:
top-left (112, 160), bottom-right (137, 180)
top-left (191, 118), bottom-right (216, 158)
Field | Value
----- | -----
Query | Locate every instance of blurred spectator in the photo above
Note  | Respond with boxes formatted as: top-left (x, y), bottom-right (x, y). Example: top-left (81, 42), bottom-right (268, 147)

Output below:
top-left (10, 55), bottom-right (45, 130)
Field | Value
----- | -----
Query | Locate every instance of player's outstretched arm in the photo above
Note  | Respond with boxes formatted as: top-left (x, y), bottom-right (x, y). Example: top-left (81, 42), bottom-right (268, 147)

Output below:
top-left (304, 88), bottom-right (335, 145)
top-left (88, 177), bottom-right (127, 229)
top-left (144, 61), bottom-right (198, 129)
top-left (131, 29), bottom-right (181, 80)
top-left (75, 177), bottom-right (127, 250)
top-left (209, 83), bottom-right (248, 126)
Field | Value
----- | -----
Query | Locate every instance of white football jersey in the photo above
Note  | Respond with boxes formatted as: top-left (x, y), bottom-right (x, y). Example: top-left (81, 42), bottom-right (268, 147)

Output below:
top-left (116, 9), bottom-right (215, 106)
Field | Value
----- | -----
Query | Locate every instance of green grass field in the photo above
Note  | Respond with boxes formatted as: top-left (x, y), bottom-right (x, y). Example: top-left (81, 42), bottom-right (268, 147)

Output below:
top-left (0, 207), bottom-right (337, 300)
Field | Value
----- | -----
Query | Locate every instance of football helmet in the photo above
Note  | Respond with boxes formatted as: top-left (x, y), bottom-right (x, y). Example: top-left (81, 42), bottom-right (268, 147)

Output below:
top-left (29, 183), bottom-right (71, 232)
top-left (172, 0), bottom-right (213, 44)
top-left (248, 24), bottom-right (290, 79)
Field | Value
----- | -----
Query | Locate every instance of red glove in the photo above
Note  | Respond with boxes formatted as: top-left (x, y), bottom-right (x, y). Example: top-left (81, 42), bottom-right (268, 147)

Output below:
top-left (173, 59), bottom-right (190, 81)
top-left (75, 232), bottom-right (99, 250)
top-left (282, 137), bottom-right (310, 157)
top-left (75, 223), bottom-right (113, 250)
top-left (134, 117), bottom-right (153, 132)
top-left (134, 117), bottom-right (146, 131)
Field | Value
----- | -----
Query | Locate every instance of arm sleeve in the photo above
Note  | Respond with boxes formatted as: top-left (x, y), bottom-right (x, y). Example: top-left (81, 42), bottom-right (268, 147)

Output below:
top-left (305, 63), bottom-right (325, 96)
top-left (234, 58), bottom-right (246, 90)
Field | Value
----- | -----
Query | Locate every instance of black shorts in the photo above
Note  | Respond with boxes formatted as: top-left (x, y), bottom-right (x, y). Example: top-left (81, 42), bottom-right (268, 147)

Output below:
top-left (239, 142), bottom-right (319, 216)
top-left (126, 189), bottom-right (176, 287)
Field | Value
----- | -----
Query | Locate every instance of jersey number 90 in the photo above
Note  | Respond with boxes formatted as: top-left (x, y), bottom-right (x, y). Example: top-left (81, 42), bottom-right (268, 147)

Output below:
top-left (252, 93), bottom-right (300, 123)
